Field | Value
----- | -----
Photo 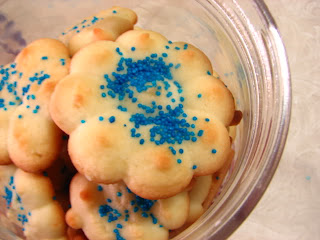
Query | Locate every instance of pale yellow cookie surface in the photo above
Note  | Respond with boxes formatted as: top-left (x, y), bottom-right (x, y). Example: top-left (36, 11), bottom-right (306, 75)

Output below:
top-left (0, 39), bottom-right (71, 172)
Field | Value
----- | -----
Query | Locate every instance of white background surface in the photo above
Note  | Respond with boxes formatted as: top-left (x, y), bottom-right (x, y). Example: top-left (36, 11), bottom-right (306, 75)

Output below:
top-left (230, 0), bottom-right (320, 239)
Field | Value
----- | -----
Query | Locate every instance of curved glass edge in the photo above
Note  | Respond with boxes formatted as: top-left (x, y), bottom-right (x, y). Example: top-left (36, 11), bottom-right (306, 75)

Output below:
top-left (209, 0), bottom-right (292, 239)
top-left (173, 0), bottom-right (291, 239)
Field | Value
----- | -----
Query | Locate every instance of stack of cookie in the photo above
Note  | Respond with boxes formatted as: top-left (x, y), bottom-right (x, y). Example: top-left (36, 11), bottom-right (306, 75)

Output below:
top-left (0, 6), bottom-right (241, 240)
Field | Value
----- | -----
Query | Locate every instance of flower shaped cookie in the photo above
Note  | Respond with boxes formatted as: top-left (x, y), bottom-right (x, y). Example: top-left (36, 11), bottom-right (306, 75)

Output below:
top-left (66, 173), bottom-right (213, 240)
top-left (0, 165), bottom-right (67, 239)
top-left (60, 6), bottom-right (137, 56)
top-left (50, 29), bottom-right (235, 199)
top-left (0, 38), bottom-right (70, 172)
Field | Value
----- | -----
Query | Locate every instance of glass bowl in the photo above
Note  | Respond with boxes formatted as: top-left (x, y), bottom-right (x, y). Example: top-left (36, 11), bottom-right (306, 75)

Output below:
top-left (0, 0), bottom-right (291, 239)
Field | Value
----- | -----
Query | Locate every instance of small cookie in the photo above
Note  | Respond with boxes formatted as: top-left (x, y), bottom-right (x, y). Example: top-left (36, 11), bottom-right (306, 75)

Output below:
top-left (60, 6), bottom-right (137, 56)
top-left (0, 38), bottom-right (70, 172)
top-left (50, 29), bottom-right (236, 199)
top-left (66, 173), bottom-right (192, 240)
top-left (0, 165), bottom-right (67, 239)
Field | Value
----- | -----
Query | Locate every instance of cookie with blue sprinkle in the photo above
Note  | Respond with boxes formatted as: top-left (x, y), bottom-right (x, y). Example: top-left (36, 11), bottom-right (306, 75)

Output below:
top-left (50, 29), bottom-right (238, 200)
top-left (60, 6), bottom-right (137, 56)
top-left (0, 38), bottom-right (71, 172)
top-left (66, 173), bottom-right (214, 240)
top-left (0, 164), bottom-right (67, 239)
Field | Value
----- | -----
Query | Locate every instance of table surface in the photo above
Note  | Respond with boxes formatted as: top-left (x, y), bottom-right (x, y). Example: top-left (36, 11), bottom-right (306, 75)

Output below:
top-left (229, 0), bottom-right (320, 239)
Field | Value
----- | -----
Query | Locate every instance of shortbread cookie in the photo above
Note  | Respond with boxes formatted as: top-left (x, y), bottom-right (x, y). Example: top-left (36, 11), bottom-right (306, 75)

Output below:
top-left (66, 173), bottom-right (214, 240)
top-left (60, 6), bottom-right (137, 56)
top-left (0, 38), bottom-right (70, 172)
top-left (0, 165), bottom-right (67, 240)
top-left (50, 29), bottom-right (235, 199)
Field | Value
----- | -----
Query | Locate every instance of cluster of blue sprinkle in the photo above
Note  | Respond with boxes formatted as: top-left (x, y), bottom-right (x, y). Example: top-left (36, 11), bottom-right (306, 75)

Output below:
top-left (98, 204), bottom-right (122, 223)
top-left (28, 71), bottom-right (50, 85)
top-left (0, 64), bottom-right (22, 110)
top-left (2, 187), bottom-right (13, 208)
top-left (61, 16), bottom-right (104, 35)
top-left (98, 186), bottom-right (164, 235)
top-left (95, 49), bottom-right (211, 149)
top-left (17, 214), bottom-right (28, 225)
top-left (113, 229), bottom-right (125, 240)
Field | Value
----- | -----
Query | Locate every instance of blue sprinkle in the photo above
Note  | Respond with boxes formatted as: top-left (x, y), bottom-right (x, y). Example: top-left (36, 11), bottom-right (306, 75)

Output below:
top-left (179, 149), bottom-right (184, 154)
top-left (101, 92), bottom-right (107, 98)
top-left (171, 99), bottom-right (176, 103)
top-left (141, 212), bottom-right (148, 218)
top-left (133, 206), bottom-right (139, 212)
top-left (306, 176), bottom-right (311, 181)
top-left (131, 47), bottom-right (136, 51)
top-left (192, 165), bottom-right (197, 169)
top-left (81, 120), bottom-right (86, 124)
top-left (117, 224), bottom-right (123, 229)
top-left (117, 192), bottom-right (122, 197)
top-left (156, 91), bottom-right (161, 96)
top-left (177, 159), bottom-right (182, 164)
top-left (139, 139), bottom-right (145, 145)
top-left (32, 109), bottom-right (38, 114)
top-left (151, 53), bottom-right (158, 58)
top-left (107, 198), bottom-right (112, 203)
top-left (162, 53), bottom-right (168, 57)
top-left (191, 124), bottom-right (195, 128)
top-left (109, 116), bottom-right (116, 123)
top-left (35, 105), bottom-right (40, 110)
top-left (192, 116), bottom-right (198, 121)
top-left (41, 56), bottom-right (48, 60)
top-left (207, 71), bottom-right (212, 75)
top-left (18, 115), bottom-right (23, 119)
top-left (52, 196), bottom-right (57, 200)
top-left (100, 85), bottom-right (105, 89)
top-left (180, 97), bottom-right (184, 102)
top-left (184, 44), bottom-right (188, 50)
top-left (191, 137), bottom-right (197, 142)
top-left (175, 47), bottom-right (180, 50)
top-left (169, 146), bottom-right (176, 155)
top-left (168, 41), bottom-right (173, 44)
top-left (198, 130), bottom-right (204, 137)
top-left (197, 94), bottom-right (202, 98)
top-left (113, 10), bottom-right (117, 13)
top-left (97, 185), bottom-right (103, 191)
top-left (175, 63), bottom-right (181, 69)
top-left (116, 47), bottom-right (123, 56)
top-left (165, 45), bottom-right (170, 49)
top-left (150, 213), bottom-right (158, 224)
top-left (159, 225), bottom-right (163, 228)
top-left (205, 118), bottom-right (210, 122)
top-left (99, 116), bottom-right (104, 121)
top-left (211, 149), bottom-right (217, 154)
